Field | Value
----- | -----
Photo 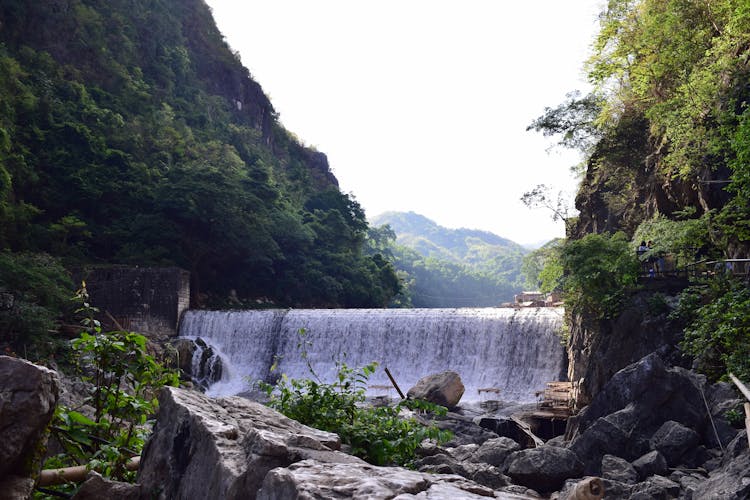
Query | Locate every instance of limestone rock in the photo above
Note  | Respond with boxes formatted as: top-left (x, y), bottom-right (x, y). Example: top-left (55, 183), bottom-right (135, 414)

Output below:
top-left (506, 446), bottom-right (585, 493)
top-left (72, 472), bottom-right (142, 500)
top-left (256, 459), bottom-right (532, 499)
top-left (649, 420), bottom-right (700, 466)
top-left (407, 371), bottom-right (465, 408)
top-left (0, 356), bottom-right (60, 499)
top-left (137, 386), bottom-right (362, 500)
top-left (692, 447), bottom-right (750, 500)
top-left (600, 454), bottom-right (637, 484)
top-left (415, 450), bottom-right (511, 490)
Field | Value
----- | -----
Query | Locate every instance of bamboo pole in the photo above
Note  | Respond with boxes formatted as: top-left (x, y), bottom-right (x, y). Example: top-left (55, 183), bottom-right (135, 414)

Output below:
top-left (384, 366), bottom-right (405, 399)
top-left (38, 457), bottom-right (140, 486)
top-left (728, 373), bottom-right (750, 448)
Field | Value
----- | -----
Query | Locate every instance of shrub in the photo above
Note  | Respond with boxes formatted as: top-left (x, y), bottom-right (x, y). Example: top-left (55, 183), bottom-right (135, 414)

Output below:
top-left (560, 232), bottom-right (640, 319)
top-left (259, 331), bottom-right (452, 467)
top-left (677, 276), bottom-right (750, 382)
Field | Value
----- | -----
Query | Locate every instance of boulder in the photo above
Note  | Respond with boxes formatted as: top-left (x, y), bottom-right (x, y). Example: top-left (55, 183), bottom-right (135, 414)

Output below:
top-left (649, 420), bottom-right (700, 466)
top-left (138, 386), bottom-right (362, 500)
top-left (628, 475), bottom-right (680, 500)
top-left (631, 450), bottom-right (668, 480)
top-left (506, 446), bottom-right (584, 493)
top-left (0, 356), bottom-right (60, 498)
top-left (415, 449), bottom-right (511, 490)
top-left (72, 472), bottom-right (141, 500)
top-left (436, 411), bottom-right (500, 446)
top-left (475, 415), bottom-right (544, 449)
top-left (470, 437), bottom-right (521, 467)
top-left (568, 353), bottom-right (708, 474)
top-left (407, 371), bottom-right (465, 408)
top-left (600, 454), bottom-right (637, 484)
top-left (256, 460), bottom-right (528, 499)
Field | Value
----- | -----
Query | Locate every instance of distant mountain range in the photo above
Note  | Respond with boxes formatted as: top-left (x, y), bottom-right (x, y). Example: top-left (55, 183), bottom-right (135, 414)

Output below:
top-left (370, 212), bottom-right (527, 307)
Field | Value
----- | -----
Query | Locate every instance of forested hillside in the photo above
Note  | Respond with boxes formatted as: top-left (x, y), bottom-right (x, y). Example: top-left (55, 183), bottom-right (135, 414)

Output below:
top-left (0, 0), bottom-right (402, 354)
top-left (370, 212), bottom-right (526, 307)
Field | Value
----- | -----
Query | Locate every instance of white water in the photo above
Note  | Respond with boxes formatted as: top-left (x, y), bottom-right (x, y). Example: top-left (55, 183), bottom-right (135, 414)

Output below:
top-left (179, 307), bottom-right (566, 403)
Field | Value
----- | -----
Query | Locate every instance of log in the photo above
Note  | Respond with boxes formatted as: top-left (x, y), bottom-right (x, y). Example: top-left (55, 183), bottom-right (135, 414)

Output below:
top-left (38, 457), bottom-right (140, 486)
top-left (571, 477), bottom-right (604, 499)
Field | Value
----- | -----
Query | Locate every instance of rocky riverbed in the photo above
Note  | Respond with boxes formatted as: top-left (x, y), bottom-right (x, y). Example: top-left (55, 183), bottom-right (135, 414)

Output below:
top-left (1, 353), bottom-right (749, 499)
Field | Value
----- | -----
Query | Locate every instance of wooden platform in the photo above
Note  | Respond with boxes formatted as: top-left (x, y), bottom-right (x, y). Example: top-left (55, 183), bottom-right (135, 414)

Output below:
top-left (534, 381), bottom-right (578, 417)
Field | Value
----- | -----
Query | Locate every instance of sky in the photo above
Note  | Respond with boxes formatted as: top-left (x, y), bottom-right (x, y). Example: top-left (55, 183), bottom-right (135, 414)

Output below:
top-left (205, 0), bottom-right (604, 247)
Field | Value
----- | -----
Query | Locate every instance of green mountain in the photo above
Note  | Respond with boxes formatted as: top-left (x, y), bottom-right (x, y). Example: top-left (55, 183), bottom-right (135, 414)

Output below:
top-left (370, 212), bottom-right (526, 307)
top-left (0, 0), bottom-right (400, 317)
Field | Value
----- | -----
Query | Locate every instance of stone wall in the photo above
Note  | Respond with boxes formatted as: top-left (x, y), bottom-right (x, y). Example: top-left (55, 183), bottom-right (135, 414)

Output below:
top-left (79, 266), bottom-right (190, 338)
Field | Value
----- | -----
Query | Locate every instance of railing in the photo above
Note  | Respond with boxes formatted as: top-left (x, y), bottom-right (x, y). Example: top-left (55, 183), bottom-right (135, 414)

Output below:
top-left (729, 374), bottom-right (750, 449)
top-left (639, 257), bottom-right (750, 279)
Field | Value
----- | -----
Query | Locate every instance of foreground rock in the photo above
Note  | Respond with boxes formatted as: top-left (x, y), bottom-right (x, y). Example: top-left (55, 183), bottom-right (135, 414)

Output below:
top-left (0, 356), bottom-right (60, 500)
top-left (407, 371), bottom-right (465, 407)
top-left (138, 386), bottom-right (363, 499)
top-left (257, 460), bottom-right (537, 499)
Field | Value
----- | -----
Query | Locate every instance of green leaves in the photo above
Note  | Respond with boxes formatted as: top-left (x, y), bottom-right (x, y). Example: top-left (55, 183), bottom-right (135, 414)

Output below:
top-left (560, 232), bottom-right (640, 319)
top-left (261, 332), bottom-right (451, 467)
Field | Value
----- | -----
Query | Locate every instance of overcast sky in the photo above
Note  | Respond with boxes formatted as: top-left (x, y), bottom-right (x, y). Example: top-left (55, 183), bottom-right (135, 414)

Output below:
top-left (206, 0), bottom-right (603, 246)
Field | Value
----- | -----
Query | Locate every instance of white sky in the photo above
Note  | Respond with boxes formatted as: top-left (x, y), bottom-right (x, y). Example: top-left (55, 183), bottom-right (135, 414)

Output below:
top-left (206, 0), bottom-right (603, 247)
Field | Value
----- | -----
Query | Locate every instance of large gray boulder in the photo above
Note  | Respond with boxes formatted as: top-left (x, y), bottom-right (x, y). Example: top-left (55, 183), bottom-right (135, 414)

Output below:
top-left (0, 356), bottom-right (60, 499)
top-left (649, 420), bottom-right (700, 466)
top-left (407, 371), bottom-right (465, 408)
top-left (257, 460), bottom-right (535, 499)
top-left (568, 353), bottom-right (708, 474)
top-left (137, 386), bottom-right (363, 500)
top-left (505, 446), bottom-right (584, 493)
top-left (631, 450), bottom-right (668, 480)
top-left (470, 437), bottom-right (521, 467)
top-left (600, 454), bottom-right (637, 484)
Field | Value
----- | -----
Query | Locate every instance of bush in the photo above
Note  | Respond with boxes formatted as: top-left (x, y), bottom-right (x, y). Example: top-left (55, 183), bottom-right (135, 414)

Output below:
top-left (677, 276), bottom-right (750, 382)
top-left (259, 331), bottom-right (451, 467)
top-left (43, 285), bottom-right (178, 495)
top-left (560, 232), bottom-right (640, 319)
top-left (0, 251), bottom-right (73, 358)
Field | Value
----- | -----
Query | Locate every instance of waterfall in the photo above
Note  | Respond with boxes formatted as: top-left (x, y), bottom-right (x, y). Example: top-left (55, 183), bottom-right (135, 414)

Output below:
top-left (179, 307), bottom-right (566, 403)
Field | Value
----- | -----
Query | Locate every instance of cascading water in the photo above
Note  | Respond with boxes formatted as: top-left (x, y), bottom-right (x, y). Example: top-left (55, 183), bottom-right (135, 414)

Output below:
top-left (180, 307), bottom-right (566, 403)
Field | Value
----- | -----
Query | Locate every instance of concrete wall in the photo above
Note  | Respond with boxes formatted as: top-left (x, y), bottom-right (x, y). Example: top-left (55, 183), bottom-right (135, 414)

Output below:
top-left (80, 266), bottom-right (190, 338)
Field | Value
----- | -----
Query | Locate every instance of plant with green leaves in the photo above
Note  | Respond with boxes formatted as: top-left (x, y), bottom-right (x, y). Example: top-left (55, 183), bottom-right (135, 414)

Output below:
top-left (44, 284), bottom-right (178, 490)
top-left (676, 275), bottom-right (750, 383)
top-left (259, 330), bottom-right (451, 467)
top-left (560, 232), bottom-right (640, 319)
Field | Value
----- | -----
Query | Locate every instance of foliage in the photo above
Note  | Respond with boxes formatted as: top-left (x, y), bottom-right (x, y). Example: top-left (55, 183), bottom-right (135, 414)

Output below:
top-left (45, 285), bottom-right (178, 490)
top-left (521, 238), bottom-right (564, 292)
top-left (676, 276), bottom-right (750, 383)
top-left (631, 210), bottom-right (719, 268)
top-left (370, 213), bottom-right (526, 306)
top-left (526, 90), bottom-right (602, 153)
top-left (560, 232), bottom-right (640, 318)
top-left (0, 251), bottom-right (73, 357)
top-left (0, 1), bottom-right (400, 308)
top-left (260, 331), bottom-right (451, 467)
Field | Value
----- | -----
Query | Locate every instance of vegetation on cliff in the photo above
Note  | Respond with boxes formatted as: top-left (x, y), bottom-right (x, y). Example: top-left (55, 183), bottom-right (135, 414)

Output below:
top-left (0, 0), bottom-right (400, 334)
top-left (371, 212), bottom-right (525, 307)
top-left (530, 0), bottom-right (750, 381)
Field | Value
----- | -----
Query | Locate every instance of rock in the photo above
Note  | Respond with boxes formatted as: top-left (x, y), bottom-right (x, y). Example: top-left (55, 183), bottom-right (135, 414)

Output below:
top-left (470, 437), bottom-right (521, 467)
top-left (256, 460), bottom-right (524, 499)
top-left (506, 446), bottom-right (585, 493)
top-left (474, 416), bottom-right (544, 449)
top-left (407, 371), bottom-right (465, 408)
top-left (600, 454), bottom-right (637, 484)
top-left (138, 386), bottom-right (362, 500)
top-left (631, 450), bottom-right (668, 480)
top-left (692, 446), bottom-right (750, 499)
top-left (568, 353), bottom-right (708, 474)
top-left (555, 477), bottom-right (607, 500)
top-left (72, 472), bottom-right (142, 500)
top-left (0, 356), bottom-right (60, 499)
top-left (628, 474), bottom-right (680, 500)
top-left (545, 435), bottom-right (568, 448)
top-left (436, 412), bottom-right (500, 446)
top-left (449, 443), bottom-right (480, 462)
top-left (171, 338), bottom-right (197, 376)
top-left (649, 420), bottom-right (700, 466)
top-left (415, 450), bottom-right (511, 490)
